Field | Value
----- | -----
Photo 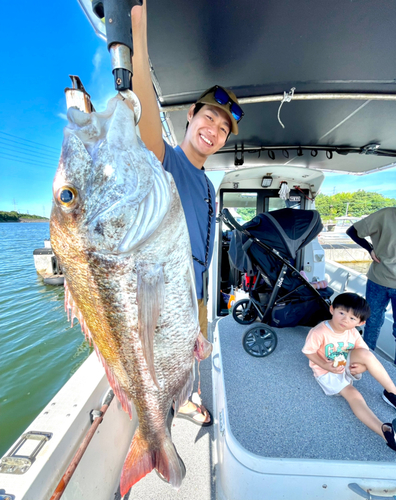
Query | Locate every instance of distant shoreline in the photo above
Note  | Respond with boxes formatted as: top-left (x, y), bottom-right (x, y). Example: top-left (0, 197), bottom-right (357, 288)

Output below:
top-left (0, 219), bottom-right (49, 223)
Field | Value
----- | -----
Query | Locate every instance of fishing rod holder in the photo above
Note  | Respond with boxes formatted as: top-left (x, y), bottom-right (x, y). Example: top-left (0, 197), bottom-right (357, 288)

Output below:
top-left (92, 0), bottom-right (142, 91)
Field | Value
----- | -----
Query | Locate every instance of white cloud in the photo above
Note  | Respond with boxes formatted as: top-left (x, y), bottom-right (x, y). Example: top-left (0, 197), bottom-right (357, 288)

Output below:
top-left (93, 47), bottom-right (104, 72)
top-left (92, 46), bottom-right (110, 82)
top-left (88, 46), bottom-right (115, 111)
top-left (57, 113), bottom-right (67, 121)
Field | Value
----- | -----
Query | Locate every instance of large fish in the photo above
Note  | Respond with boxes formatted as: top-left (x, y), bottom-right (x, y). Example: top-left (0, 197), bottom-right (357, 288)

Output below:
top-left (50, 91), bottom-right (212, 495)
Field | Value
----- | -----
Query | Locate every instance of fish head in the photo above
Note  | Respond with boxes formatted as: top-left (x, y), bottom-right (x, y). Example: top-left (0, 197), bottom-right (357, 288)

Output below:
top-left (51, 93), bottom-right (170, 258)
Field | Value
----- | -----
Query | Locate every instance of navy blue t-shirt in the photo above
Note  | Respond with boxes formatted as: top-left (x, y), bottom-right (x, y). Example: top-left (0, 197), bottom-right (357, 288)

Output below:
top-left (162, 142), bottom-right (216, 299)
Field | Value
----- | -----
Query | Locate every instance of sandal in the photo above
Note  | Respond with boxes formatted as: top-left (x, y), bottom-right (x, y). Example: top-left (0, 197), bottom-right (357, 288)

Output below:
top-left (172, 403), bottom-right (213, 427)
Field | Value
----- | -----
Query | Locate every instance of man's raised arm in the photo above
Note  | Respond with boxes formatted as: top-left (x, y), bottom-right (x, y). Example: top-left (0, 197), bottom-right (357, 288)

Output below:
top-left (131, 0), bottom-right (165, 162)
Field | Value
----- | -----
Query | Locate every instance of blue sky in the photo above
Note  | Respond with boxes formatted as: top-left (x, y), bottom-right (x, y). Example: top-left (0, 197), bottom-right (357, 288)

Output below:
top-left (0, 0), bottom-right (114, 217)
top-left (1, 1), bottom-right (396, 217)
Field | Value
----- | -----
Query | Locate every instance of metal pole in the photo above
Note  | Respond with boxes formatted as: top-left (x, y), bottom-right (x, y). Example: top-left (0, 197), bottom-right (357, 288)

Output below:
top-left (49, 390), bottom-right (114, 500)
top-left (159, 92), bottom-right (396, 113)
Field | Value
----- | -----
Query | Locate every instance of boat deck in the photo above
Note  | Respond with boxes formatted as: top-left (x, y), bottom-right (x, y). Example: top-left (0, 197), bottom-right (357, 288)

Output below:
top-left (218, 314), bottom-right (396, 462)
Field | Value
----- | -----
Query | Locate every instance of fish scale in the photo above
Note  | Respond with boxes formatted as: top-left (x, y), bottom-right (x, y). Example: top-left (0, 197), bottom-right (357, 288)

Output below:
top-left (50, 91), bottom-right (212, 494)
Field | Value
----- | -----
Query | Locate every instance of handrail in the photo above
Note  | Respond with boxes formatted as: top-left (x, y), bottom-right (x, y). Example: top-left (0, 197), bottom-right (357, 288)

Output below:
top-left (160, 91), bottom-right (396, 113)
top-left (49, 390), bottom-right (114, 500)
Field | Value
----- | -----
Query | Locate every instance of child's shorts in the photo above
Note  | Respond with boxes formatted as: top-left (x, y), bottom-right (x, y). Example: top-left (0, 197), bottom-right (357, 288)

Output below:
top-left (315, 353), bottom-right (362, 396)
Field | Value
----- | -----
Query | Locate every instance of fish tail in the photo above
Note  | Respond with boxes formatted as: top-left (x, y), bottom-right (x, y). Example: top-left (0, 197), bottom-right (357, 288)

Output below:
top-left (120, 428), bottom-right (184, 495)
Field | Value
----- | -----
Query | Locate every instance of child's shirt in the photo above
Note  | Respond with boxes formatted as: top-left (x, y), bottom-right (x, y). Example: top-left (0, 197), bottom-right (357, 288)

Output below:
top-left (302, 321), bottom-right (369, 377)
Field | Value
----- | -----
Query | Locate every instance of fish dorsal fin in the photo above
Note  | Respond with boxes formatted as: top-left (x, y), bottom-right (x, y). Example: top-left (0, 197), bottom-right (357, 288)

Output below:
top-left (136, 263), bottom-right (164, 387)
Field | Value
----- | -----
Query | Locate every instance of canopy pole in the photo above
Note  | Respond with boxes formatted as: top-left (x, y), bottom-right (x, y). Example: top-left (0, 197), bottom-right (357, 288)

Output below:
top-left (49, 390), bottom-right (114, 500)
top-left (160, 91), bottom-right (396, 113)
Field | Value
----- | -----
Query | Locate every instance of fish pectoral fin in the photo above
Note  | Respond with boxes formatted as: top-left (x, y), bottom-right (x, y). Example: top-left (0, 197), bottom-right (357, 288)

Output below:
top-left (120, 429), bottom-right (185, 494)
top-left (137, 263), bottom-right (164, 387)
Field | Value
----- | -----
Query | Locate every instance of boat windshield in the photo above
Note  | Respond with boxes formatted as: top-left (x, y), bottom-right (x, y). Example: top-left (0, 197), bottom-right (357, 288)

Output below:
top-left (222, 192), bottom-right (258, 224)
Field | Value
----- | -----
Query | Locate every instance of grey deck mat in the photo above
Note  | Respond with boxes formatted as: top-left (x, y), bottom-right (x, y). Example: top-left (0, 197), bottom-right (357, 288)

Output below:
top-left (218, 314), bottom-right (396, 462)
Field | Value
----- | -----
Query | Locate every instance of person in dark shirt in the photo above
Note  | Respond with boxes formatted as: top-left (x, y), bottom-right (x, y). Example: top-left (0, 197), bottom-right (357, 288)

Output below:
top-left (131, 0), bottom-right (244, 425)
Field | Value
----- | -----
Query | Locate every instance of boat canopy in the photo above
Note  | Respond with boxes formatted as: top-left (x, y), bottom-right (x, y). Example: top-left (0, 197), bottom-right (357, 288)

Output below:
top-left (78, 0), bottom-right (396, 174)
top-left (143, 0), bottom-right (396, 174)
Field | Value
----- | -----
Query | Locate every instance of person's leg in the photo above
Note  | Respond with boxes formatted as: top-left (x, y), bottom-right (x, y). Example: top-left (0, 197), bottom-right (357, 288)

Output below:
top-left (350, 348), bottom-right (396, 394)
top-left (364, 280), bottom-right (390, 350)
top-left (176, 298), bottom-right (212, 425)
top-left (389, 288), bottom-right (396, 362)
top-left (340, 384), bottom-right (384, 438)
top-left (197, 298), bottom-right (208, 339)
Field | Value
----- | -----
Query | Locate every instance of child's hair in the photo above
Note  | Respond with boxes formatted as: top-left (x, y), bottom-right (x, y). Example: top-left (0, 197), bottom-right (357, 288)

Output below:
top-left (332, 292), bottom-right (371, 322)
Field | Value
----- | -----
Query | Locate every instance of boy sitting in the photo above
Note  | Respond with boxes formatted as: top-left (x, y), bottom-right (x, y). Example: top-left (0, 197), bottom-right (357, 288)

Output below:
top-left (302, 292), bottom-right (396, 452)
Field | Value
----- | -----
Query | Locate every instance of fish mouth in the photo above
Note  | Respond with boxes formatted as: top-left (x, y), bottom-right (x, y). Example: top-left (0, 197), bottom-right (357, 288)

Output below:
top-left (57, 94), bottom-right (172, 256)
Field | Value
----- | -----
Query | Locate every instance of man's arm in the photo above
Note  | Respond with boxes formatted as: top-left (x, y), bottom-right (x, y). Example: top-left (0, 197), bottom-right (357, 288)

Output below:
top-left (131, 0), bottom-right (165, 162)
top-left (346, 226), bottom-right (380, 263)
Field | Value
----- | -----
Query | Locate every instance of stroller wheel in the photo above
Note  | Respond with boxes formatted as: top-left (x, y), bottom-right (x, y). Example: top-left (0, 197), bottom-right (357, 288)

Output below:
top-left (232, 299), bottom-right (258, 325)
top-left (242, 324), bottom-right (278, 357)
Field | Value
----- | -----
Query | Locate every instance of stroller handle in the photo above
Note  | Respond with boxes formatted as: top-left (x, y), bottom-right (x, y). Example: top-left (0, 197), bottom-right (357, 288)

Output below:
top-left (218, 208), bottom-right (246, 233)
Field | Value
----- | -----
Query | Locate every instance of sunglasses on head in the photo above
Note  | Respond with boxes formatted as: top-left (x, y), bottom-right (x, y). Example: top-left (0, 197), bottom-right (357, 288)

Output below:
top-left (202, 86), bottom-right (244, 123)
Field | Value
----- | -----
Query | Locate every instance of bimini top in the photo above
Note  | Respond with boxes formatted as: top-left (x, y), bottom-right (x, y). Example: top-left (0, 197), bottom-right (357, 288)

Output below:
top-left (243, 209), bottom-right (322, 260)
top-left (79, 0), bottom-right (396, 174)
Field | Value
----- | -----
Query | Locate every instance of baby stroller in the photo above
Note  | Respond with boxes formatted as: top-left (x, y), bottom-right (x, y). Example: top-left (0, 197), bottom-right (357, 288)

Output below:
top-left (220, 208), bottom-right (333, 357)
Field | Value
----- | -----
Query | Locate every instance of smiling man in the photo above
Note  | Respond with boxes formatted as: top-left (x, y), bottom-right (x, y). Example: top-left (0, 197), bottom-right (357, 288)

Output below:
top-left (131, 1), bottom-right (243, 426)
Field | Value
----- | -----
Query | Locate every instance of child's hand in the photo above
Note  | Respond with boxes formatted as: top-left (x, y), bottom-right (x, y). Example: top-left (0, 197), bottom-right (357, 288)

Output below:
top-left (349, 362), bottom-right (366, 375)
top-left (328, 361), bottom-right (345, 373)
top-left (325, 359), bottom-right (345, 374)
top-left (323, 359), bottom-right (345, 373)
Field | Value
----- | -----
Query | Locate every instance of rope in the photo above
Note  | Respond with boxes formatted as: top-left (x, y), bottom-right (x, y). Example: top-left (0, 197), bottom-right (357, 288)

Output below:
top-left (277, 87), bottom-right (296, 128)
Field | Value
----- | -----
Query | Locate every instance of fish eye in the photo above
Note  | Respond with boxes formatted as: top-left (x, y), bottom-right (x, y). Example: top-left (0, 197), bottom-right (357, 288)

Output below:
top-left (56, 186), bottom-right (78, 207)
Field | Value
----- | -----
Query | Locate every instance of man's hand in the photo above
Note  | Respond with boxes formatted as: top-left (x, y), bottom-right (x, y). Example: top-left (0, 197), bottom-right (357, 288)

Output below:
top-left (370, 250), bottom-right (380, 263)
top-left (131, 0), bottom-right (146, 31)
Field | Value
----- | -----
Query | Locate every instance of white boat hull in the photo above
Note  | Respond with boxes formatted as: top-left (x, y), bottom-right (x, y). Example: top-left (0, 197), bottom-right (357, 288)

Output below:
top-left (0, 355), bottom-right (136, 500)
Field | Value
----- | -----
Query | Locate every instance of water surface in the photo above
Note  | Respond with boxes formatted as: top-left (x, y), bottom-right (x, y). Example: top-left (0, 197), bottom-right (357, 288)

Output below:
top-left (0, 223), bottom-right (90, 456)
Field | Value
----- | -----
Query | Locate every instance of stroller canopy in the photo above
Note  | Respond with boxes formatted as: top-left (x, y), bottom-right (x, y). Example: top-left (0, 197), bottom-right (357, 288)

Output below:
top-left (242, 209), bottom-right (323, 260)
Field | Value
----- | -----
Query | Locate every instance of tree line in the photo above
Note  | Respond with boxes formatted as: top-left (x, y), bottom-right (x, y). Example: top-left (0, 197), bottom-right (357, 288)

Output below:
top-left (315, 190), bottom-right (396, 221)
top-left (0, 211), bottom-right (49, 222)
top-left (235, 190), bottom-right (396, 222)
